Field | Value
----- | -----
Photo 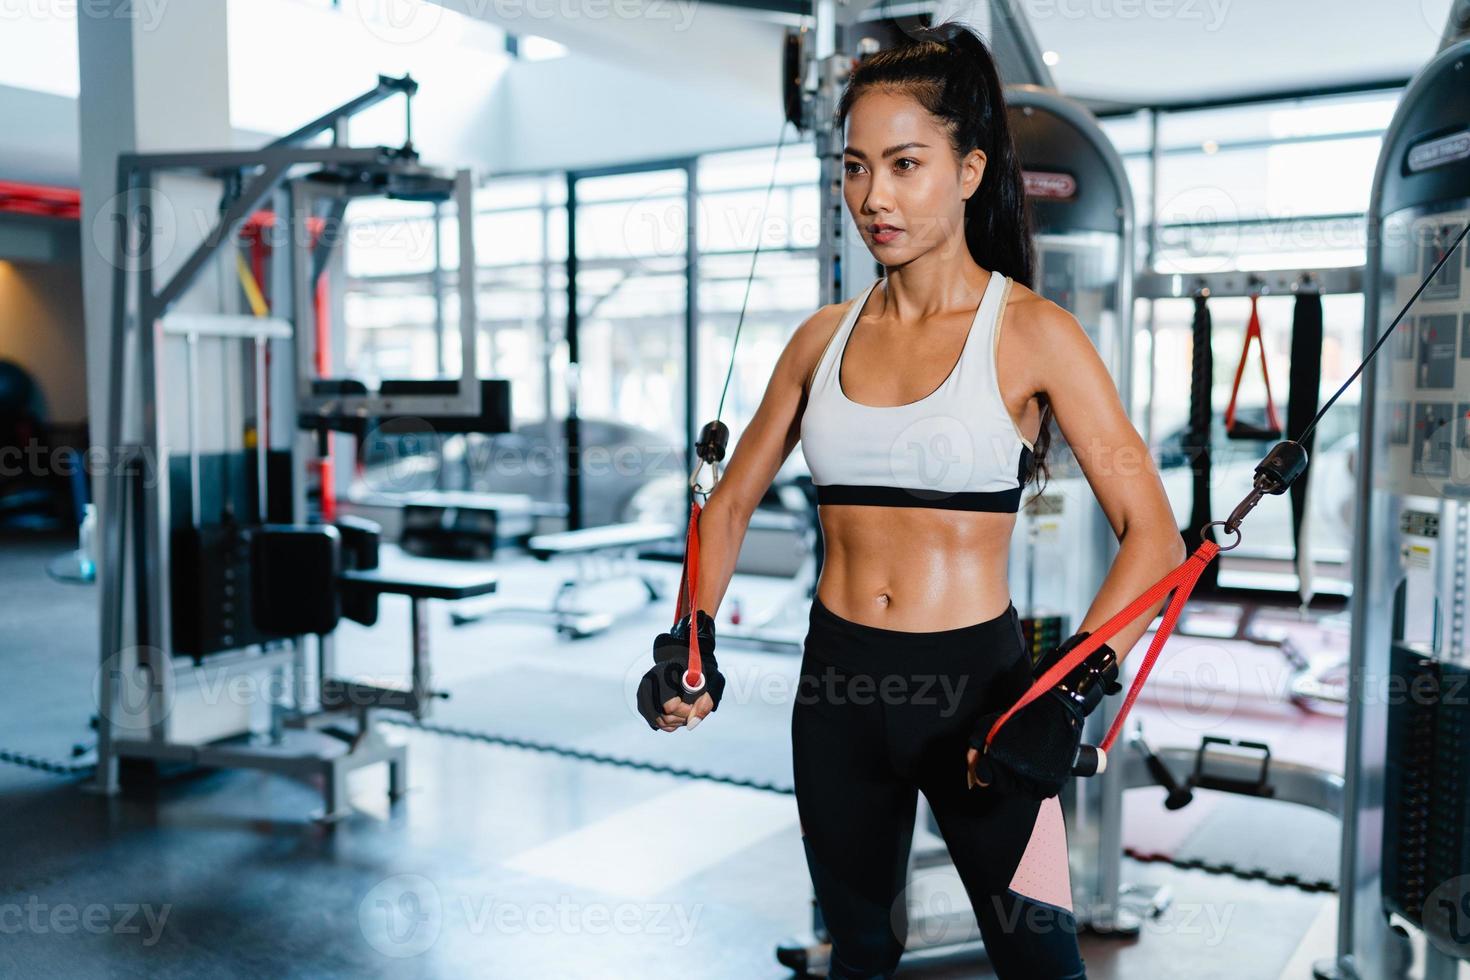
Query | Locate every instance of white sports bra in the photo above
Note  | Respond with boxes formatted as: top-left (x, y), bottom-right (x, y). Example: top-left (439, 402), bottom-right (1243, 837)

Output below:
top-left (799, 271), bottom-right (1035, 512)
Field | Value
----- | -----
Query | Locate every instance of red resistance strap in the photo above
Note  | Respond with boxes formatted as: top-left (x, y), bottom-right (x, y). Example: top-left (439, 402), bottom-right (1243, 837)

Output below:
top-left (985, 539), bottom-right (1221, 756)
top-left (673, 501), bottom-right (704, 685)
top-left (1224, 295), bottom-right (1282, 436)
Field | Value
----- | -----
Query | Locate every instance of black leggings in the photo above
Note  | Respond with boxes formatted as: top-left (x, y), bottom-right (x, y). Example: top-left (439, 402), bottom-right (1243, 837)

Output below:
top-left (791, 596), bottom-right (1087, 980)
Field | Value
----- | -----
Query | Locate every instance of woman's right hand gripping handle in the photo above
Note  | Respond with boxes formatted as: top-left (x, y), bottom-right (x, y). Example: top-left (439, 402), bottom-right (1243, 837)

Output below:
top-left (636, 610), bottom-right (726, 732)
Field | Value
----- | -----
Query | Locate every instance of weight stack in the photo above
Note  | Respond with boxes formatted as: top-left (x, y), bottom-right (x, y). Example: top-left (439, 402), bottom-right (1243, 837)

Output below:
top-left (1019, 615), bottom-right (1068, 669)
top-left (1383, 641), bottom-right (1470, 955)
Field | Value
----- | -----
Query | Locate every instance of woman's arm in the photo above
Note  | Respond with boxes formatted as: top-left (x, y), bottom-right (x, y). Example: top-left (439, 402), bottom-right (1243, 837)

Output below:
top-left (1028, 303), bottom-right (1187, 662)
top-left (690, 302), bottom-right (846, 619)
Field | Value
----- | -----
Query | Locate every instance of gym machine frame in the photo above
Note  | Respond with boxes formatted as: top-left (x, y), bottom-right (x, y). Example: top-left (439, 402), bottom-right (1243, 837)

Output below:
top-left (1318, 34), bottom-right (1470, 980)
top-left (94, 76), bottom-right (480, 818)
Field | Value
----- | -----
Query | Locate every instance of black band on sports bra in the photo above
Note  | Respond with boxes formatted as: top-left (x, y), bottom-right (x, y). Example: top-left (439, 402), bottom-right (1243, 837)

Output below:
top-left (815, 483), bottom-right (1024, 512)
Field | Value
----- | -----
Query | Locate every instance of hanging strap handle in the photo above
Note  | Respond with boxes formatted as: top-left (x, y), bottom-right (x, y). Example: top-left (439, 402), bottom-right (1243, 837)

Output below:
top-left (673, 500), bottom-right (704, 685)
top-left (984, 539), bottom-right (1221, 755)
top-left (1224, 295), bottom-right (1283, 436)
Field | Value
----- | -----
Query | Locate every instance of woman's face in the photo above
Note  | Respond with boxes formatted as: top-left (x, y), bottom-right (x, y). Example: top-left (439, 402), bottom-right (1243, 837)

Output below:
top-left (842, 88), bottom-right (985, 264)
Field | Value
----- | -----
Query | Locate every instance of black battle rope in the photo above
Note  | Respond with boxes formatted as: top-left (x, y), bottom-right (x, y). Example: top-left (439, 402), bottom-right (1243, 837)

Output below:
top-left (1286, 287), bottom-right (1324, 599)
top-left (1184, 292), bottom-right (1218, 591)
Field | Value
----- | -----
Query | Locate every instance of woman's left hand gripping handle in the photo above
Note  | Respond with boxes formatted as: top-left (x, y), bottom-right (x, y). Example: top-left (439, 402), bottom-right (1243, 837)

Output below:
top-left (636, 610), bottom-right (726, 732)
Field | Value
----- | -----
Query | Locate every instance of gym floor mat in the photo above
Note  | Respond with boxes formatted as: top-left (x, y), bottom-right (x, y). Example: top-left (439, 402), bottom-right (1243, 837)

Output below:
top-left (0, 533), bottom-right (101, 774)
top-left (1128, 793), bottom-right (1339, 891)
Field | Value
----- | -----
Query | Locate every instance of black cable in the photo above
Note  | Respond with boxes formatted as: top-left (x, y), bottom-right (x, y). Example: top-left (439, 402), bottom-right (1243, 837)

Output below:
top-left (1295, 220), bottom-right (1470, 446)
top-left (715, 120), bottom-right (794, 422)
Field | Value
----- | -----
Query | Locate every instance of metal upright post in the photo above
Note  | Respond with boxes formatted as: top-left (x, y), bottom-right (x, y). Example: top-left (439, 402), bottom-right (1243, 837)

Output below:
top-left (134, 167), bottom-right (176, 741)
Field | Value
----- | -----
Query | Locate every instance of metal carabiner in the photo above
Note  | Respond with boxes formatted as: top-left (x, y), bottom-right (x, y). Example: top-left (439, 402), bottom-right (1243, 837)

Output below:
top-left (689, 459), bottom-right (720, 497)
top-left (1197, 520), bottom-right (1242, 552)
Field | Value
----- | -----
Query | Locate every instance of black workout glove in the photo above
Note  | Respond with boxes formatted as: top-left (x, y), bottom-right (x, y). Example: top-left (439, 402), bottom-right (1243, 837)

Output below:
top-left (968, 631), bottom-right (1122, 799)
top-left (636, 610), bottom-right (727, 730)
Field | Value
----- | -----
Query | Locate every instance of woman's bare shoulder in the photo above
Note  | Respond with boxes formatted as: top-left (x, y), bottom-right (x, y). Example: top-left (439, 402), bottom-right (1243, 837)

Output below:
top-left (1003, 278), bottom-right (1085, 341)
top-left (785, 296), bottom-right (855, 390)
top-left (1001, 278), bottom-right (1103, 389)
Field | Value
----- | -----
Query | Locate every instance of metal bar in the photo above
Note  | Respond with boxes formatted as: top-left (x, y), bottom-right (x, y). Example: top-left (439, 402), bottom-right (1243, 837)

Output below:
top-left (565, 172), bottom-right (582, 531)
top-left (1143, 109), bottom-right (1161, 444)
top-left (455, 169), bottom-right (479, 391)
top-left (291, 182), bottom-right (317, 435)
top-left (268, 74), bottom-right (415, 150)
top-left (540, 182), bottom-right (557, 506)
top-left (152, 162), bottom-right (288, 318)
top-left (121, 146), bottom-right (390, 173)
top-left (95, 158), bottom-right (139, 797)
top-left (187, 333), bottom-right (200, 527)
top-left (1123, 747), bottom-right (1344, 817)
top-left (1156, 210), bottom-right (1363, 231)
top-left (1090, 76), bottom-right (1410, 119)
top-left (432, 200), bottom-right (446, 376)
top-left (135, 171), bottom-right (176, 742)
top-left (1135, 266), bottom-right (1363, 300)
top-left (255, 335), bottom-right (268, 521)
top-left (685, 158), bottom-right (699, 478)
top-left (162, 313), bottom-right (293, 340)
top-left (343, 246), bottom-right (817, 290)
top-left (410, 598), bottom-right (431, 720)
top-left (308, 196), bottom-right (349, 295)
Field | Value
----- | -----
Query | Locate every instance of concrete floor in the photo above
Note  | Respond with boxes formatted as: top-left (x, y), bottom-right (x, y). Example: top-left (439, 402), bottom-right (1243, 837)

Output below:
top-left (0, 730), bottom-right (1344, 979)
top-left (0, 532), bottom-right (1350, 978)
top-left (0, 731), bottom-right (1346, 975)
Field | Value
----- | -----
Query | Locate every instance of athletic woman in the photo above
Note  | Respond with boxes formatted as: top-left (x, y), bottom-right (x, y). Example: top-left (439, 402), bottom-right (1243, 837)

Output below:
top-left (638, 23), bottom-right (1184, 980)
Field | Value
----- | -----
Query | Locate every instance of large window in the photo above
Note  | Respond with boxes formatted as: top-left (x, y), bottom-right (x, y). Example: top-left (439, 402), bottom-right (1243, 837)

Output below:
top-left (695, 143), bottom-right (821, 483)
top-left (1102, 89), bottom-right (1400, 583)
top-left (339, 141), bottom-right (824, 526)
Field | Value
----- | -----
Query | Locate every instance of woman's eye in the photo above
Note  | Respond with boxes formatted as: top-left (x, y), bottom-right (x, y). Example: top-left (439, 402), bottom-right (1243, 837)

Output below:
top-left (895, 158), bottom-right (918, 171)
top-left (844, 161), bottom-right (863, 175)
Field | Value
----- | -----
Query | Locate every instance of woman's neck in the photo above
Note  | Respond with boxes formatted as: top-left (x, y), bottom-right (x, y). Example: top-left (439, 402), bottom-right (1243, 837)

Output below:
top-left (878, 250), bottom-right (990, 324)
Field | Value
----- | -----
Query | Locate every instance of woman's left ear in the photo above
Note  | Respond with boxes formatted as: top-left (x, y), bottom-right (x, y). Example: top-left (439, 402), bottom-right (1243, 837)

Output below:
top-left (963, 149), bottom-right (986, 201)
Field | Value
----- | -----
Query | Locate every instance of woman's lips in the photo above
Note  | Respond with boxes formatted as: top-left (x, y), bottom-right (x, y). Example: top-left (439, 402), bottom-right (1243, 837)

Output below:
top-left (871, 226), bottom-right (903, 244)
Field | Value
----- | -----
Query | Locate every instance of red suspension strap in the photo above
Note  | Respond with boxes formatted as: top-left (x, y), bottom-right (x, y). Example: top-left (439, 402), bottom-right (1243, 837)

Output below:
top-left (984, 539), bottom-right (1220, 756)
top-left (673, 499), bottom-right (705, 688)
top-left (670, 419), bottom-right (731, 697)
top-left (1223, 293), bottom-right (1283, 440)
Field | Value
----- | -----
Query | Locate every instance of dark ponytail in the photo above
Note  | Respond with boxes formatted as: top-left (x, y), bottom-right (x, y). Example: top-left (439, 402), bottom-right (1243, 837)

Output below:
top-left (835, 20), bottom-right (1054, 499)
